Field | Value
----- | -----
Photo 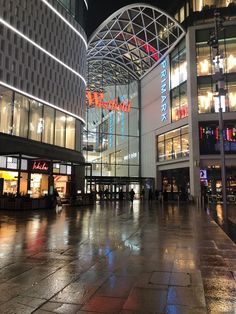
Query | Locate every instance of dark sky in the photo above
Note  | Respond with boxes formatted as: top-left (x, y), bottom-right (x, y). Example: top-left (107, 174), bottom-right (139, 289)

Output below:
top-left (87, 0), bottom-right (183, 37)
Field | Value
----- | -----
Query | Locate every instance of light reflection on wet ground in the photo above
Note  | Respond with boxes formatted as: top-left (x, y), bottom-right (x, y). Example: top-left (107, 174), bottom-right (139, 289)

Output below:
top-left (0, 201), bottom-right (235, 313)
top-left (207, 203), bottom-right (236, 244)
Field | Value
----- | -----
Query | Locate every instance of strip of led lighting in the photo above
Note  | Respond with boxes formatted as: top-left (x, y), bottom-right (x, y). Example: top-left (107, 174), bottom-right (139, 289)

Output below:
top-left (0, 18), bottom-right (87, 86)
top-left (0, 81), bottom-right (86, 125)
top-left (83, 0), bottom-right (88, 10)
top-left (41, 0), bottom-right (87, 48)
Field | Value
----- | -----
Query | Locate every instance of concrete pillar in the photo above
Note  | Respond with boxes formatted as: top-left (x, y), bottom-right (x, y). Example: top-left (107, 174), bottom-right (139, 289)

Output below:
top-left (74, 165), bottom-right (85, 194)
top-left (186, 27), bottom-right (201, 198)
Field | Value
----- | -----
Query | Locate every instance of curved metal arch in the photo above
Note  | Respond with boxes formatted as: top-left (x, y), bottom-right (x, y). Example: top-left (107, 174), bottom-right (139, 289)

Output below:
top-left (88, 3), bottom-right (186, 84)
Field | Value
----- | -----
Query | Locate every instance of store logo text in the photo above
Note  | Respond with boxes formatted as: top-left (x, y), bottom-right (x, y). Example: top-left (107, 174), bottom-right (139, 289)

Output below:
top-left (160, 59), bottom-right (168, 122)
top-left (86, 91), bottom-right (131, 113)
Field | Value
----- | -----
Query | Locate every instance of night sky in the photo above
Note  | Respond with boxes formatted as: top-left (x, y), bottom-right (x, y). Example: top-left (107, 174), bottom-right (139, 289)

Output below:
top-left (87, 0), bottom-right (183, 37)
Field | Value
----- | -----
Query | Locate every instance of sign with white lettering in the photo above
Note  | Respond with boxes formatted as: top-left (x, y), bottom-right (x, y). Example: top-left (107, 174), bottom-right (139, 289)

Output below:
top-left (160, 59), bottom-right (169, 123)
top-left (200, 169), bottom-right (207, 180)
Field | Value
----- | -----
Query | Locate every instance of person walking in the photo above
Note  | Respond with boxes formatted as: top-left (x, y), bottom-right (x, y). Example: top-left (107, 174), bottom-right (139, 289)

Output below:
top-left (129, 188), bottom-right (135, 204)
top-left (141, 188), bottom-right (145, 201)
top-left (119, 188), bottom-right (124, 201)
top-left (148, 188), bottom-right (153, 202)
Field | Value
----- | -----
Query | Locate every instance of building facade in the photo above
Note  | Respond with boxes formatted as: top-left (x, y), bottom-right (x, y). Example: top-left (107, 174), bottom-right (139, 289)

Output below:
top-left (85, 4), bottom-right (185, 198)
top-left (141, 0), bottom-right (236, 201)
top-left (0, 0), bottom-right (87, 198)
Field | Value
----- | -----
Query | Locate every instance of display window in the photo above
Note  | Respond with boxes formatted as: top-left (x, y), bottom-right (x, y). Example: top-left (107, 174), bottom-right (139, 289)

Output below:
top-left (199, 121), bottom-right (236, 154)
top-left (0, 171), bottom-right (18, 195)
top-left (30, 174), bottom-right (48, 198)
top-left (0, 87), bottom-right (13, 135)
top-left (157, 126), bottom-right (189, 161)
top-left (171, 83), bottom-right (188, 121)
top-left (0, 84), bottom-right (79, 151)
top-left (54, 175), bottom-right (69, 198)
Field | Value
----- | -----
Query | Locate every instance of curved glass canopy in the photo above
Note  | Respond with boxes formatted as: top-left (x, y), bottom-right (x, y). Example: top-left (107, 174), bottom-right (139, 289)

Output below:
top-left (87, 3), bottom-right (186, 90)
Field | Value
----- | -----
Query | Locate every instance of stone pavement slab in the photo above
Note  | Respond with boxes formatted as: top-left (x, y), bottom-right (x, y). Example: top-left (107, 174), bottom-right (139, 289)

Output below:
top-left (0, 202), bottom-right (235, 313)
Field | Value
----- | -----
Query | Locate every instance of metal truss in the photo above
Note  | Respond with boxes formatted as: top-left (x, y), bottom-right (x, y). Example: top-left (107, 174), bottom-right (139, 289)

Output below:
top-left (87, 3), bottom-right (186, 90)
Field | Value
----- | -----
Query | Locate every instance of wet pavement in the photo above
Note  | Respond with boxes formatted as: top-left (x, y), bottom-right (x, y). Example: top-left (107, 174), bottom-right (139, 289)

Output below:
top-left (0, 201), bottom-right (235, 314)
top-left (207, 203), bottom-right (236, 243)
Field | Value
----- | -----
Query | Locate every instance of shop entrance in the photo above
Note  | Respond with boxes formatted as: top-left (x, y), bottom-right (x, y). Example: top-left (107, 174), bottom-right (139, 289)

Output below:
top-left (30, 173), bottom-right (48, 198)
top-left (86, 176), bottom-right (152, 200)
top-left (162, 168), bottom-right (189, 201)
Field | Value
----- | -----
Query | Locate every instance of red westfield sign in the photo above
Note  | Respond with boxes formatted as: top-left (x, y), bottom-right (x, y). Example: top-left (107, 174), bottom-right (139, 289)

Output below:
top-left (86, 91), bottom-right (131, 113)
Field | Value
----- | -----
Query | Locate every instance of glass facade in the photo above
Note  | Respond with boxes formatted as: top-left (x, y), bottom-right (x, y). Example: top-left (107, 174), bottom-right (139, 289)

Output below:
top-left (193, 0), bottom-right (235, 11)
top-left (56, 0), bottom-right (87, 27)
top-left (170, 41), bottom-right (188, 122)
top-left (0, 85), bottom-right (79, 151)
top-left (157, 126), bottom-right (189, 161)
top-left (199, 121), bottom-right (236, 154)
top-left (196, 26), bottom-right (236, 113)
top-left (84, 79), bottom-right (140, 177)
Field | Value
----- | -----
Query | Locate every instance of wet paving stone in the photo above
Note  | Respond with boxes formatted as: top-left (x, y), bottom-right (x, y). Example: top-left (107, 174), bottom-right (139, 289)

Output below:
top-left (0, 202), bottom-right (235, 312)
top-left (123, 287), bottom-right (167, 312)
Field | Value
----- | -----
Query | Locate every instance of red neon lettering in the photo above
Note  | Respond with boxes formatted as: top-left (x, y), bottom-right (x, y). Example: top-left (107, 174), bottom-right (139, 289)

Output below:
top-left (86, 91), bottom-right (131, 113)
top-left (33, 161), bottom-right (49, 171)
top-left (86, 91), bottom-right (93, 106)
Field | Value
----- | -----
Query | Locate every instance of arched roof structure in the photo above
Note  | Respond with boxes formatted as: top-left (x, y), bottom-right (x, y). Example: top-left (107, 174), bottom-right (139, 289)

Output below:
top-left (87, 3), bottom-right (186, 90)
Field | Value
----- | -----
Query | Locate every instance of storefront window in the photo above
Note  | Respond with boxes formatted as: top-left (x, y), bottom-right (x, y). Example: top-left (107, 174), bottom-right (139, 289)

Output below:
top-left (19, 172), bottom-right (28, 195)
top-left (13, 93), bottom-right (29, 138)
top-left (198, 82), bottom-right (214, 113)
top-left (158, 141), bottom-right (165, 162)
top-left (226, 38), bottom-right (236, 73)
top-left (157, 126), bottom-right (189, 161)
top-left (171, 83), bottom-right (188, 121)
top-left (198, 77), bottom-right (235, 113)
top-left (0, 87), bottom-right (13, 135)
top-left (65, 116), bottom-right (75, 149)
top-left (200, 121), bottom-right (236, 154)
top-left (228, 81), bottom-right (236, 111)
top-left (182, 133), bottom-right (189, 157)
top-left (193, 0), bottom-right (232, 11)
top-left (173, 136), bottom-right (181, 159)
top-left (170, 43), bottom-right (187, 89)
top-left (29, 100), bottom-right (43, 142)
top-left (55, 111), bottom-right (66, 147)
top-left (43, 106), bottom-right (55, 145)
top-left (0, 171), bottom-right (18, 195)
top-left (196, 43), bottom-right (212, 76)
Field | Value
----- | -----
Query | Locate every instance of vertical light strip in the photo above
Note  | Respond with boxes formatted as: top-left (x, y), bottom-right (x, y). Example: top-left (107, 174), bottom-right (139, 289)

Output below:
top-left (0, 81), bottom-right (86, 125)
top-left (0, 18), bottom-right (86, 86)
top-left (41, 0), bottom-right (87, 48)
top-left (83, 0), bottom-right (88, 10)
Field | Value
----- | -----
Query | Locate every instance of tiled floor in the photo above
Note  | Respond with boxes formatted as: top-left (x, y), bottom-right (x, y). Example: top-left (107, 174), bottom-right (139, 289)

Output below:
top-left (0, 201), bottom-right (235, 313)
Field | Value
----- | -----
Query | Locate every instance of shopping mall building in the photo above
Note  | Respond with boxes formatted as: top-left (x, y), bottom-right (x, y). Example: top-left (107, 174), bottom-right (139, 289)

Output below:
top-left (85, 0), bottom-right (236, 200)
top-left (0, 0), bottom-right (87, 198)
top-left (1, 0), bottom-right (236, 202)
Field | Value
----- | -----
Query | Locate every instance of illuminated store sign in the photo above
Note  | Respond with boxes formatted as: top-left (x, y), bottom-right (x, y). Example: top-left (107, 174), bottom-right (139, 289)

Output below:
top-left (30, 160), bottom-right (50, 173)
top-left (86, 91), bottom-right (131, 113)
top-left (160, 59), bottom-right (169, 122)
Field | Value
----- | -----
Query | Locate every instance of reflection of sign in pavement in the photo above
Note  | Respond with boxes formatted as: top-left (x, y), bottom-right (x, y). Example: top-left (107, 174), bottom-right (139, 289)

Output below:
top-left (200, 169), bottom-right (207, 180)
